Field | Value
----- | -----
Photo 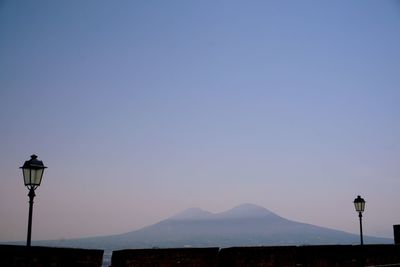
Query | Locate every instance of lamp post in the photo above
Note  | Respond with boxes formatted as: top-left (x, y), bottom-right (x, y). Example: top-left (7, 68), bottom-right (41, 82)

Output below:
top-left (20, 155), bottom-right (47, 247)
top-left (353, 195), bottom-right (366, 245)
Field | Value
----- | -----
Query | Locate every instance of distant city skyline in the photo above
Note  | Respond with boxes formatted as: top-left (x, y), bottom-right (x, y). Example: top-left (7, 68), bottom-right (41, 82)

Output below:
top-left (0, 0), bottom-right (399, 242)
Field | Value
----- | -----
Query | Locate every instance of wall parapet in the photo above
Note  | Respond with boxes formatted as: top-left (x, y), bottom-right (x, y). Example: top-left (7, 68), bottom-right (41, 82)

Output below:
top-left (0, 245), bottom-right (104, 267)
top-left (111, 247), bottom-right (219, 267)
top-left (111, 245), bottom-right (400, 267)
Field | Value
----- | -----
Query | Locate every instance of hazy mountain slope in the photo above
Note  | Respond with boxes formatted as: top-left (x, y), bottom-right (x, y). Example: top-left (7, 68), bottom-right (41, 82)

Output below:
top-left (31, 203), bottom-right (392, 250)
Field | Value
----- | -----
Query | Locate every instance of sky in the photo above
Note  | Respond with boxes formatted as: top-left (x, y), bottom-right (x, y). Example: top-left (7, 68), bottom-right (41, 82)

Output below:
top-left (0, 0), bottom-right (399, 242)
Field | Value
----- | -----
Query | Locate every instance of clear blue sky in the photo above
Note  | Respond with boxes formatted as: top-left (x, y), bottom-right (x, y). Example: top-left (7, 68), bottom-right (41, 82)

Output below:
top-left (1, 0), bottom-right (399, 242)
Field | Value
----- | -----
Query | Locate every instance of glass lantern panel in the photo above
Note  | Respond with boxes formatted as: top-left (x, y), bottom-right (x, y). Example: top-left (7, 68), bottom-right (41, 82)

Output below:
top-left (354, 201), bottom-right (365, 212)
top-left (32, 168), bottom-right (44, 185)
top-left (23, 168), bottom-right (31, 186)
top-left (360, 201), bottom-right (365, 212)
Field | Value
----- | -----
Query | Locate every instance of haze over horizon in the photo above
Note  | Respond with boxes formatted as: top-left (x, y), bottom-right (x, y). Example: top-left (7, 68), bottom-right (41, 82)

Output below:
top-left (1, 1), bottom-right (399, 243)
top-left (24, 203), bottom-right (393, 249)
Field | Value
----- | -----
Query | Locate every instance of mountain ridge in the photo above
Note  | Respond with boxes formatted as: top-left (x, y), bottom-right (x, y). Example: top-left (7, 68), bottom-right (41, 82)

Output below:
top-left (28, 203), bottom-right (392, 250)
top-left (170, 203), bottom-right (279, 221)
top-left (170, 207), bottom-right (214, 220)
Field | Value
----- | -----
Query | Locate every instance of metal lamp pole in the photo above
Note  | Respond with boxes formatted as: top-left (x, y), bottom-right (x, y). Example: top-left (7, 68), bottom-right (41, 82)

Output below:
top-left (20, 155), bottom-right (47, 247)
top-left (358, 210), bottom-right (363, 245)
top-left (27, 188), bottom-right (36, 247)
top-left (353, 195), bottom-right (366, 245)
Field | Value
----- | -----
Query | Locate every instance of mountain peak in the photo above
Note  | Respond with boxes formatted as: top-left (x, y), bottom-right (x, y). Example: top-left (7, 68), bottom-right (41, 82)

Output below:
top-left (218, 203), bottom-right (277, 218)
top-left (171, 207), bottom-right (213, 220)
top-left (232, 203), bottom-right (269, 211)
top-left (170, 203), bottom-right (278, 221)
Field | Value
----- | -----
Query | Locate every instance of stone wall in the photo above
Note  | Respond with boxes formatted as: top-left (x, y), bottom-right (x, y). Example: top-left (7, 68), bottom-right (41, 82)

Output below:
top-left (0, 245), bottom-right (104, 267)
top-left (2, 244), bottom-right (399, 267)
top-left (111, 248), bottom-right (219, 267)
top-left (394, 225), bottom-right (400, 245)
top-left (219, 246), bottom-right (297, 267)
top-left (111, 245), bottom-right (400, 267)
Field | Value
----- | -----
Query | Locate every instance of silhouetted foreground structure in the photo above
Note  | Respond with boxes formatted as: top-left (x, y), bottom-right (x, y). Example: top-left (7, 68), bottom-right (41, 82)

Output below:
top-left (2, 244), bottom-right (400, 267)
top-left (112, 248), bottom-right (219, 267)
top-left (0, 245), bottom-right (103, 267)
top-left (111, 245), bottom-right (400, 267)
top-left (395, 225), bottom-right (400, 245)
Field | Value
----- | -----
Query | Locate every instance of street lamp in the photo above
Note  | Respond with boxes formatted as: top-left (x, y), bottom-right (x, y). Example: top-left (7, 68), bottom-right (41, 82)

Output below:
top-left (20, 155), bottom-right (47, 247)
top-left (353, 195), bottom-right (366, 245)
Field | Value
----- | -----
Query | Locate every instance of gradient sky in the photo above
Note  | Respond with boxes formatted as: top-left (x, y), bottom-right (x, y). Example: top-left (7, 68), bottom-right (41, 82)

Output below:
top-left (1, 0), bottom-right (399, 242)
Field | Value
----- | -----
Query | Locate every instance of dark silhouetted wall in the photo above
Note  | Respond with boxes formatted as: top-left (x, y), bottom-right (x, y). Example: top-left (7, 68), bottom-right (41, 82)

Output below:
top-left (111, 245), bottom-right (400, 267)
top-left (394, 225), bottom-right (400, 245)
top-left (111, 248), bottom-right (219, 267)
top-left (0, 245), bottom-right (103, 267)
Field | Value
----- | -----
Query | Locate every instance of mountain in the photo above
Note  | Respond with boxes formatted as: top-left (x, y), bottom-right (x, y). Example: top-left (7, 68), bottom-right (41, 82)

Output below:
top-left (215, 203), bottom-right (279, 219)
top-left (32, 203), bottom-right (392, 250)
top-left (170, 207), bottom-right (213, 220)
